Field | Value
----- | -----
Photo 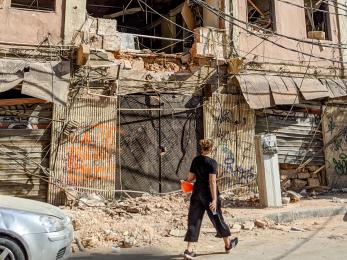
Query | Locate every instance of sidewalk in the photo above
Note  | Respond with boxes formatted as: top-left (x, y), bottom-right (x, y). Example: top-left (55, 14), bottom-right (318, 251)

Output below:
top-left (222, 193), bottom-right (347, 224)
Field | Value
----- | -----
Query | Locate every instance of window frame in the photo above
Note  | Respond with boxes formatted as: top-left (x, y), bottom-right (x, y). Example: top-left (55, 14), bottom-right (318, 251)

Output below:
top-left (304, 0), bottom-right (332, 41)
top-left (10, 0), bottom-right (56, 12)
top-left (246, 0), bottom-right (276, 33)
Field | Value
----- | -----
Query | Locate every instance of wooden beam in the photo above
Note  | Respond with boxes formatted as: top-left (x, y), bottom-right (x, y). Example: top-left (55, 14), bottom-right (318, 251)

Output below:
top-left (247, 0), bottom-right (266, 18)
top-left (0, 98), bottom-right (48, 106)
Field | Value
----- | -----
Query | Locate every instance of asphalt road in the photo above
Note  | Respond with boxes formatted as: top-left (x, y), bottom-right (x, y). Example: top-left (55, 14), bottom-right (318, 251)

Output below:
top-left (71, 214), bottom-right (347, 260)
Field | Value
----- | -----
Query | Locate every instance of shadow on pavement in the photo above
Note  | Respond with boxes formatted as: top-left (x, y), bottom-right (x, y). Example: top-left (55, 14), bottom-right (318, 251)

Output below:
top-left (71, 253), bottom-right (181, 260)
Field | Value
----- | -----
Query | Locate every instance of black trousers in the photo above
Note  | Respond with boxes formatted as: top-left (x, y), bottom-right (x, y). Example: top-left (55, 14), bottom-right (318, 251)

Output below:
top-left (184, 190), bottom-right (231, 242)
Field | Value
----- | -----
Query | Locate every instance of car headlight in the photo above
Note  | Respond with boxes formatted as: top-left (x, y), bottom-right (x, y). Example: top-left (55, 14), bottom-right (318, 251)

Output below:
top-left (40, 215), bottom-right (65, 233)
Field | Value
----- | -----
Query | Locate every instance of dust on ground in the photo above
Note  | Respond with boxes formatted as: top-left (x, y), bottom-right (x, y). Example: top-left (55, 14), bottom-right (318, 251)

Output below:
top-left (62, 191), bottom-right (347, 253)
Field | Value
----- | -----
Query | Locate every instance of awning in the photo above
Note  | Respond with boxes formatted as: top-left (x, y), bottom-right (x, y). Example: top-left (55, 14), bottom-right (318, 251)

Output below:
top-left (0, 59), bottom-right (26, 93)
top-left (266, 76), bottom-right (299, 105)
top-left (235, 75), bottom-right (273, 109)
top-left (292, 77), bottom-right (329, 100)
top-left (234, 74), bottom-right (339, 109)
top-left (21, 61), bottom-right (70, 106)
top-left (322, 79), bottom-right (347, 98)
top-left (0, 59), bottom-right (70, 106)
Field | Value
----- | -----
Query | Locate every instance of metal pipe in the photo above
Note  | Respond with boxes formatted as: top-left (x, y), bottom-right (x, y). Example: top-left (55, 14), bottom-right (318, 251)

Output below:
top-left (130, 33), bottom-right (185, 42)
top-left (158, 94), bottom-right (162, 193)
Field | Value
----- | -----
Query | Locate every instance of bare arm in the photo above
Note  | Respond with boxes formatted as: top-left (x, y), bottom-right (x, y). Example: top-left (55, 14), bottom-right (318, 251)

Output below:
top-left (187, 172), bottom-right (196, 182)
top-left (209, 174), bottom-right (217, 212)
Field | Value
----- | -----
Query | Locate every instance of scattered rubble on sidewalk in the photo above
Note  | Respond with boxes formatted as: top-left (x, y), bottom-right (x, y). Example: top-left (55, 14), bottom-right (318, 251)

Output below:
top-left (63, 190), bottom-right (346, 252)
top-left (242, 221), bottom-right (255, 231)
top-left (332, 197), bottom-right (346, 203)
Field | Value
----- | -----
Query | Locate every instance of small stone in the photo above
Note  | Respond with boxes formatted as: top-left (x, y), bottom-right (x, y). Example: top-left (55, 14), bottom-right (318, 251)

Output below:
top-left (72, 219), bottom-right (82, 231)
top-left (270, 225), bottom-right (290, 232)
top-left (126, 207), bottom-right (141, 214)
top-left (282, 197), bottom-right (291, 205)
top-left (298, 172), bottom-right (311, 179)
top-left (290, 227), bottom-right (306, 232)
top-left (123, 237), bottom-right (137, 248)
top-left (242, 221), bottom-right (255, 231)
top-left (230, 223), bottom-right (242, 233)
top-left (332, 197), bottom-right (345, 203)
top-left (169, 229), bottom-right (186, 237)
top-left (286, 190), bottom-right (302, 202)
top-left (81, 237), bottom-right (98, 248)
top-left (111, 246), bottom-right (121, 253)
top-left (254, 219), bottom-right (267, 228)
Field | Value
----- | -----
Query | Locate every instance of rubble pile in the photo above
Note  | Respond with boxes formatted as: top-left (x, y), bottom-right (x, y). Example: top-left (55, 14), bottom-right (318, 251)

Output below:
top-left (64, 193), bottom-right (191, 251)
top-left (280, 164), bottom-right (327, 192)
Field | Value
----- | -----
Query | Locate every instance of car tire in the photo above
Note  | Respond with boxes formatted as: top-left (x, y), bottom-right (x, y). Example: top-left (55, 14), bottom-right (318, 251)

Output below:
top-left (0, 237), bottom-right (25, 260)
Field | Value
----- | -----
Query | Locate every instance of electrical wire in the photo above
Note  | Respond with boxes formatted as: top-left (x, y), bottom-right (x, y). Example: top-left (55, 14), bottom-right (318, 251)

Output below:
top-left (277, 0), bottom-right (347, 17)
top-left (192, 0), bottom-right (347, 64)
top-left (193, 0), bottom-right (347, 49)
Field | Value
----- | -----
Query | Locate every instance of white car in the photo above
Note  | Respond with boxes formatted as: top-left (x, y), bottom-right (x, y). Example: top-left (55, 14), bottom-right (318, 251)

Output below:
top-left (0, 195), bottom-right (73, 260)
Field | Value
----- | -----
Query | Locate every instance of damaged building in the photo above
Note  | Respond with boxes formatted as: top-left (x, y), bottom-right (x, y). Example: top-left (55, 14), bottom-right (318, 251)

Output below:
top-left (0, 0), bottom-right (347, 204)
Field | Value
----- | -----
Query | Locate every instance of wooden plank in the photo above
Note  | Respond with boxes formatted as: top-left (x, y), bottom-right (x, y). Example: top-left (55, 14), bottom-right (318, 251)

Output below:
top-left (0, 98), bottom-right (47, 106)
top-left (247, 0), bottom-right (266, 17)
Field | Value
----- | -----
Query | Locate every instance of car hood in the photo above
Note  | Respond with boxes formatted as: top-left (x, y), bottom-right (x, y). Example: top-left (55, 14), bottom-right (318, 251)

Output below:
top-left (0, 195), bottom-right (66, 219)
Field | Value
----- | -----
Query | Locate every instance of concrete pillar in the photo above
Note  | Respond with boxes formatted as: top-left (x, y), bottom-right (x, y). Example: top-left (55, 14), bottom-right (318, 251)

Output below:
top-left (63, 0), bottom-right (87, 45)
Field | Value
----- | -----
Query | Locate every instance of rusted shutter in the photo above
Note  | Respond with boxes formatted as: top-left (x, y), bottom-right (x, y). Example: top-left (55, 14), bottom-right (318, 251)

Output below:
top-left (0, 103), bottom-right (51, 201)
top-left (49, 98), bottom-right (117, 205)
top-left (256, 109), bottom-right (324, 165)
top-left (204, 94), bottom-right (257, 193)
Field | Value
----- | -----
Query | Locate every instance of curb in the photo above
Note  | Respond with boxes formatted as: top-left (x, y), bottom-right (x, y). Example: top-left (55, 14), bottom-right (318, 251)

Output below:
top-left (226, 206), bottom-right (347, 224)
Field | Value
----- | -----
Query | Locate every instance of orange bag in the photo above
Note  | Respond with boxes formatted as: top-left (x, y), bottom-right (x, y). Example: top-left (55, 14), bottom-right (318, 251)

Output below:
top-left (180, 180), bottom-right (194, 193)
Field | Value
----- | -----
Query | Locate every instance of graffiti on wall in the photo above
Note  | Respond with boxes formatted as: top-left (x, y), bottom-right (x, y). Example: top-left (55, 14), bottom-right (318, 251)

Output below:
top-left (205, 95), bottom-right (257, 191)
top-left (65, 123), bottom-right (116, 186)
top-left (325, 110), bottom-right (347, 183)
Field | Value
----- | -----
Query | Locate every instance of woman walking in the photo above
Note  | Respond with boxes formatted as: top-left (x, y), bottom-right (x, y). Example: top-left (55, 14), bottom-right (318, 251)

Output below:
top-left (183, 139), bottom-right (238, 259)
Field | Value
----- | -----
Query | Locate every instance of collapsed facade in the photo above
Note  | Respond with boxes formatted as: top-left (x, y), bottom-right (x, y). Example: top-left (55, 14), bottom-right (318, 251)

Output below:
top-left (0, 0), bottom-right (347, 204)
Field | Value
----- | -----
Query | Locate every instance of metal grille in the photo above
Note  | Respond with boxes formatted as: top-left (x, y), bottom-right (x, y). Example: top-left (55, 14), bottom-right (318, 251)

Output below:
top-left (56, 247), bottom-right (66, 259)
top-left (118, 94), bottom-right (202, 193)
top-left (0, 103), bottom-right (51, 202)
top-left (204, 94), bottom-right (257, 193)
top-left (49, 98), bottom-right (117, 205)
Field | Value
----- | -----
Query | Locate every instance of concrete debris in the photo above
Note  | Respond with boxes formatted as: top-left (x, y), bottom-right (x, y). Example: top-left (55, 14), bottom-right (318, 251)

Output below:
top-left (78, 193), bottom-right (106, 207)
top-left (290, 227), bottom-right (306, 232)
top-left (342, 188), bottom-right (347, 193)
top-left (286, 190), bottom-right (302, 203)
top-left (123, 236), bottom-right (137, 248)
top-left (169, 229), bottom-right (186, 237)
top-left (111, 246), bottom-right (121, 253)
top-left (254, 219), bottom-right (268, 229)
top-left (332, 197), bottom-right (345, 203)
top-left (81, 237), bottom-right (98, 248)
top-left (230, 223), bottom-right (242, 233)
top-left (270, 225), bottom-right (291, 232)
top-left (327, 235), bottom-right (345, 240)
top-left (242, 221), bottom-right (255, 231)
top-left (282, 197), bottom-right (291, 205)
top-left (72, 219), bottom-right (82, 231)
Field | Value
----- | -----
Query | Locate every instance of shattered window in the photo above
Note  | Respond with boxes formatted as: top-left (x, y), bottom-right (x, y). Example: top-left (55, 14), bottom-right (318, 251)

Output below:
top-left (11, 0), bottom-right (55, 11)
top-left (247, 0), bottom-right (275, 31)
top-left (86, 0), bottom-right (198, 54)
top-left (304, 0), bottom-right (331, 40)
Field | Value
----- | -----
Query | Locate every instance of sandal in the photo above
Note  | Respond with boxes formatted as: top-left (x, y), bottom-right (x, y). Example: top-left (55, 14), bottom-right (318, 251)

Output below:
top-left (225, 237), bottom-right (238, 253)
top-left (183, 249), bottom-right (197, 259)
